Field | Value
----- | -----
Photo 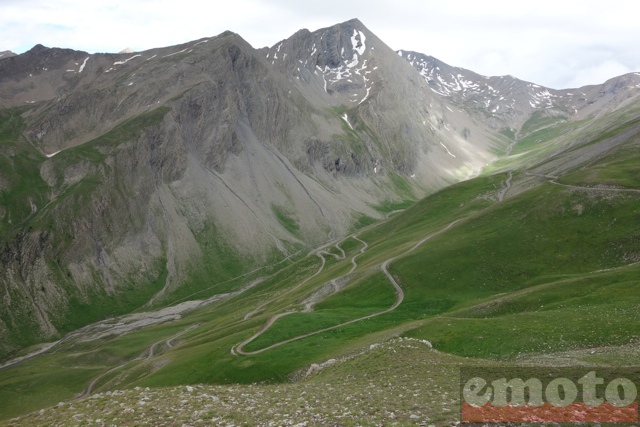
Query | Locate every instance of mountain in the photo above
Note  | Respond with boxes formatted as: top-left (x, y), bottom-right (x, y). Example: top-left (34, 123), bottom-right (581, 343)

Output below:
top-left (1, 20), bottom-right (640, 422)
top-left (399, 50), bottom-right (640, 135)
top-left (261, 19), bottom-right (499, 182)
top-left (0, 19), bottom-right (517, 357)
top-left (0, 32), bottom-right (354, 354)
top-left (0, 51), bottom-right (16, 60)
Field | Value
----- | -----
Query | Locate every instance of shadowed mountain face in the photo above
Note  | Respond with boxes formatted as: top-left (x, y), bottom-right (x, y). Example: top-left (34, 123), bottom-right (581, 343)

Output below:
top-left (0, 18), bottom-right (639, 358)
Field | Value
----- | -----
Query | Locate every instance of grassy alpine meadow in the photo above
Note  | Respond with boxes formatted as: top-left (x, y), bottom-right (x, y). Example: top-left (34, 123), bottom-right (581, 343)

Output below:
top-left (404, 264), bottom-right (640, 359)
top-left (240, 271), bottom-right (398, 352)
top-left (392, 183), bottom-right (640, 360)
top-left (559, 131), bottom-right (640, 188)
top-left (0, 320), bottom-right (191, 420)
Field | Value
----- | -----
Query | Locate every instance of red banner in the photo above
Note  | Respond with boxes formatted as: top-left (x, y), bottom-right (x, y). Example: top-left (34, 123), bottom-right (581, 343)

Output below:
top-left (462, 402), bottom-right (638, 423)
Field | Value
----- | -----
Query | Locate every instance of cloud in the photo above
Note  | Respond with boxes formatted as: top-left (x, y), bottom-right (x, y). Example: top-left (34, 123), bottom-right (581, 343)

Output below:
top-left (567, 60), bottom-right (633, 88)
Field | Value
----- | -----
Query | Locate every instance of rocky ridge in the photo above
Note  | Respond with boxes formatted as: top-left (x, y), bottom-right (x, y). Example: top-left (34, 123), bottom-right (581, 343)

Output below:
top-left (399, 50), bottom-right (640, 133)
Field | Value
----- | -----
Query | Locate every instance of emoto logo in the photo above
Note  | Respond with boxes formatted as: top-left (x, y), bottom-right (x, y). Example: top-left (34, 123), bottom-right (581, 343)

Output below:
top-left (460, 367), bottom-right (639, 423)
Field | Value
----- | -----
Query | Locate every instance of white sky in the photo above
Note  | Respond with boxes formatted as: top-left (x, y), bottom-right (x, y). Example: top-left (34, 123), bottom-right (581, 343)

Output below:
top-left (2, 0), bottom-right (639, 89)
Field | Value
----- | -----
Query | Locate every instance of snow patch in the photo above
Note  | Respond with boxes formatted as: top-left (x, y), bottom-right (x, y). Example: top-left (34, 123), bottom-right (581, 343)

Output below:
top-left (162, 49), bottom-right (188, 58)
top-left (114, 54), bottom-right (141, 65)
top-left (78, 57), bottom-right (89, 73)
top-left (358, 86), bottom-right (371, 105)
top-left (351, 30), bottom-right (366, 55)
top-left (342, 114), bottom-right (354, 130)
top-left (346, 54), bottom-right (359, 69)
top-left (46, 150), bottom-right (61, 158)
top-left (439, 142), bottom-right (456, 158)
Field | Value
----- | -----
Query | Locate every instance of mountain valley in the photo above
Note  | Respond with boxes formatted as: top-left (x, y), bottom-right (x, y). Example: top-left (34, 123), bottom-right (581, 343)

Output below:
top-left (1, 18), bottom-right (639, 425)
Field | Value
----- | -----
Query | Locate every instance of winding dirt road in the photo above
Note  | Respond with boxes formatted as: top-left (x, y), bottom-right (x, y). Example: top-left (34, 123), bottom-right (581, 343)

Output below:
top-left (551, 181), bottom-right (640, 193)
top-left (0, 341), bottom-right (61, 371)
top-left (76, 323), bottom-right (200, 399)
top-left (243, 252), bottom-right (329, 321)
top-left (497, 171), bottom-right (513, 202)
top-left (233, 220), bottom-right (461, 355)
top-left (524, 171), bottom-right (640, 193)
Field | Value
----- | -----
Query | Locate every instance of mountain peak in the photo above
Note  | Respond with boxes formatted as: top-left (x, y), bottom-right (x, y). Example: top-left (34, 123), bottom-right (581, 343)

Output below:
top-left (0, 50), bottom-right (16, 59)
top-left (327, 17), bottom-right (370, 34)
top-left (343, 17), bottom-right (365, 26)
top-left (27, 44), bottom-right (49, 53)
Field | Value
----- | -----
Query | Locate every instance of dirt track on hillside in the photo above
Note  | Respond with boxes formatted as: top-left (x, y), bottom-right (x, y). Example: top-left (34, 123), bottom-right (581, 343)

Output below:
top-left (234, 220), bottom-right (462, 355)
top-left (76, 323), bottom-right (201, 399)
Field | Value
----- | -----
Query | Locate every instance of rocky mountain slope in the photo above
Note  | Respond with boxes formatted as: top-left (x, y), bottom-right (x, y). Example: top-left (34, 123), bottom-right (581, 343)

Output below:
top-left (262, 19), bottom-right (498, 182)
top-left (1, 17), bottom-right (639, 362)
